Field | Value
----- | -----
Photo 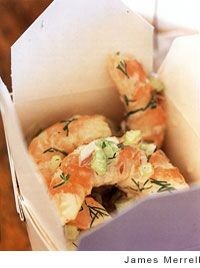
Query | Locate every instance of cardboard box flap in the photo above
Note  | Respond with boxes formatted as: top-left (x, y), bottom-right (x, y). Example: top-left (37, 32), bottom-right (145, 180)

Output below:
top-left (158, 34), bottom-right (200, 134)
top-left (79, 186), bottom-right (200, 250)
top-left (122, 0), bottom-right (156, 24)
top-left (12, 0), bottom-right (153, 103)
top-left (0, 79), bottom-right (67, 250)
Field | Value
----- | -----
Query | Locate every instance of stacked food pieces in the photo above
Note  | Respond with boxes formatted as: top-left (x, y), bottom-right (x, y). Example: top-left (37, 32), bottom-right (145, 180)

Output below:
top-left (28, 53), bottom-right (188, 249)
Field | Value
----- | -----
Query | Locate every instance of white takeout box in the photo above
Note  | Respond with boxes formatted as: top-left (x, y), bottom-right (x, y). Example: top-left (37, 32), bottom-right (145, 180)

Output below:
top-left (0, 0), bottom-right (200, 250)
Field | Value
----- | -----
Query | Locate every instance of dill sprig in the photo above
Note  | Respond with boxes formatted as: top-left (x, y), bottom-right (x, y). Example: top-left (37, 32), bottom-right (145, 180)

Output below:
top-left (131, 178), bottom-right (152, 192)
top-left (124, 95), bottom-right (135, 106)
top-left (108, 152), bottom-right (117, 160)
top-left (125, 92), bottom-right (157, 119)
top-left (150, 179), bottom-right (176, 193)
top-left (117, 143), bottom-right (125, 149)
top-left (72, 242), bottom-right (78, 248)
top-left (52, 172), bottom-right (70, 189)
top-left (79, 206), bottom-right (83, 212)
top-left (116, 60), bottom-right (129, 79)
top-left (43, 147), bottom-right (68, 156)
top-left (101, 141), bottom-right (107, 149)
top-left (62, 118), bottom-right (78, 136)
top-left (85, 200), bottom-right (109, 228)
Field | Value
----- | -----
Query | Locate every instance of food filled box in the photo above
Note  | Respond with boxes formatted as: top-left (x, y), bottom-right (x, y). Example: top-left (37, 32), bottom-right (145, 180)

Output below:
top-left (0, 0), bottom-right (200, 250)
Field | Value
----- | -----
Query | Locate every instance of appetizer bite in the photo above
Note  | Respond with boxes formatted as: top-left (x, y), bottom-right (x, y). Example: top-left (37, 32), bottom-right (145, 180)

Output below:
top-left (29, 115), bottom-right (112, 184)
top-left (47, 130), bottom-right (188, 225)
top-left (108, 52), bottom-right (166, 148)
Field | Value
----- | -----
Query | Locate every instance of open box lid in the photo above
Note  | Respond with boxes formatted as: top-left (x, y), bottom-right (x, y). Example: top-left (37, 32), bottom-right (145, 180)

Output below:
top-left (11, 0), bottom-right (153, 103)
top-left (158, 34), bottom-right (200, 185)
top-left (4, 0), bottom-right (199, 250)
top-left (158, 34), bottom-right (200, 134)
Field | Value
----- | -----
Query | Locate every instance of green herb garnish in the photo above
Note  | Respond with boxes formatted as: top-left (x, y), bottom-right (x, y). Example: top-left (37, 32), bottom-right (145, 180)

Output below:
top-left (108, 152), bottom-right (117, 160)
top-left (79, 206), bottom-right (84, 212)
top-left (91, 149), bottom-right (107, 176)
top-left (72, 242), bottom-right (78, 248)
top-left (149, 75), bottom-right (164, 92)
top-left (123, 130), bottom-right (142, 146)
top-left (85, 200), bottom-right (109, 228)
top-left (62, 118), bottom-right (78, 136)
top-left (131, 178), bottom-right (152, 192)
top-left (92, 139), bottom-right (119, 174)
top-left (124, 95), bottom-right (135, 106)
top-left (117, 143), bottom-right (125, 149)
top-left (52, 172), bottom-right (70, 189)
top-left (101, 141), bottom-right (107, 149)
top-left (125, 92), bottom-right (157, 119)
top-left (150, 179), bottom-right (176, 193)
top-left (43, 147), bottom-right (68, 156)
top-left (116, 60), bottom-right (129, 79)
